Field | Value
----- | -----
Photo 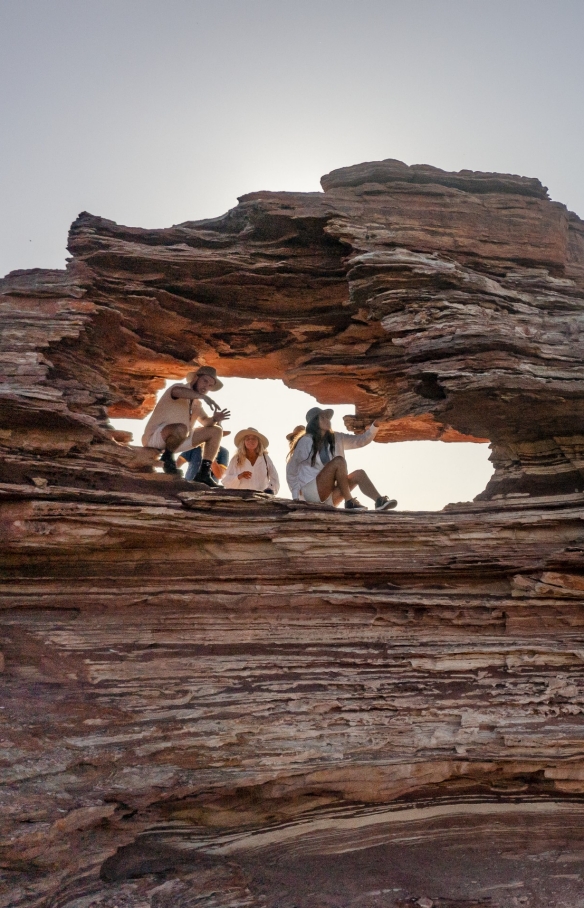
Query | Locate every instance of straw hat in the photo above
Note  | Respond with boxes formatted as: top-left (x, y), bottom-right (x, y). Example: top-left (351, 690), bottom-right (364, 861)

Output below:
top-left (185, 365), bottom-right (223, 391)
top-left (234, 427), bottom-right (269, 449)
top-left (286, 424), bottom-right (305, 442)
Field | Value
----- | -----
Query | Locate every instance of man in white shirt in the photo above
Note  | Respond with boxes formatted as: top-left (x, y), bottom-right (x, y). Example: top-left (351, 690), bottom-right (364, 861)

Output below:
top-left (142, 366), bottom-right (230, 485)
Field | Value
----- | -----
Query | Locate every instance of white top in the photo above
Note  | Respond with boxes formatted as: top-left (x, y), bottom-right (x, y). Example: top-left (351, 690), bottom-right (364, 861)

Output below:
top-left (286, 423), bottom-right (379, 499)
top-left (223, 453), bottom-right (280, 494)
top-left (142, 383), bottom-right (214, 447)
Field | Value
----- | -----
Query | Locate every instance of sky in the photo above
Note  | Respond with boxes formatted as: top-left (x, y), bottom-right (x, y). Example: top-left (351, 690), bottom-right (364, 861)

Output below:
top-left (2, 0), bottom-right (583, 507)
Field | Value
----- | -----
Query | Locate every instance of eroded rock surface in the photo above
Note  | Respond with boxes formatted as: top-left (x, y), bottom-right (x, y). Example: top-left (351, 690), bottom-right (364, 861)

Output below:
top-left (3, 158), bottom-right (584, 496)
top-left (3, 485), bottom-right (584, 906)
top-left (2, 160), bottom-right (584, 906)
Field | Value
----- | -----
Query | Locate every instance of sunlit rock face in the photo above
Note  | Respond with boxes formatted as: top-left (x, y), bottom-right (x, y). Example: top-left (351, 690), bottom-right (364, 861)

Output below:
top-left (2, 161), bottom-right (584, 907)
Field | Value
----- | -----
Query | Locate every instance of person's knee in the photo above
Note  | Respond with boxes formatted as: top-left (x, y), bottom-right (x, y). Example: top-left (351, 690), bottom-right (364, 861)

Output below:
top-left (331, 455), bottom-right (345, 466)
top-left (163, 423), bottom-right (188, 444)
top-left (353, 468), bottom-right (366, 481)
top-left (165, 422), bottom-right (187, 437)
top-left (196, 425), bottom-right (221, 442)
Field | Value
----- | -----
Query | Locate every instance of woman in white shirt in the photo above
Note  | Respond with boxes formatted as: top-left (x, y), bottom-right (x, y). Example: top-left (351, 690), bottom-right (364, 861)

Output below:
top-left (286, 407), bottom-right (397, 511)
top-left (223, 428), bottom-right (280, 494)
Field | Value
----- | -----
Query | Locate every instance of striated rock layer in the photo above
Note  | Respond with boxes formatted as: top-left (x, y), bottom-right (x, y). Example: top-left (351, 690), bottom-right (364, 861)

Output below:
top-left (2, 160), bottom-right (584, 907)
top-left (2, 158), bottom-right (584, 496)
top-left (3, 485), bottom-right (584, 906)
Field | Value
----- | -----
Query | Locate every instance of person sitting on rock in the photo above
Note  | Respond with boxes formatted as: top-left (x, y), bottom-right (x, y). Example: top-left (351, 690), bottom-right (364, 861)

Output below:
top-left (222, 428), bottom-right (280, 495)
top-left (286, 407), bottom-right (397, 511)
top-left (141, 366), bottom-right (230, 486)
top-left (177, 443), bottom-right (230, 483)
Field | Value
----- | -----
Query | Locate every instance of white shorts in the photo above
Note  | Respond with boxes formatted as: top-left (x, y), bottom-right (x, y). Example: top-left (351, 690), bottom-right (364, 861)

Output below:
top-left (143, 425), bottom-right (166, 450)
top-left (143, 426), bottom-right (200, 454)
top-left (300, 477), bottom-right (334, 507)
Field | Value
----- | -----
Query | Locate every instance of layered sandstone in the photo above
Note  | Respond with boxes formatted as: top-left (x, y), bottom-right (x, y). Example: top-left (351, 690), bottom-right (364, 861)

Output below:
top-left (3, 158), bottom-right (584, 496)
top-left (3, 484), bottom-right (584, 906)
top-left (2, 160), bottom-right (584, 907)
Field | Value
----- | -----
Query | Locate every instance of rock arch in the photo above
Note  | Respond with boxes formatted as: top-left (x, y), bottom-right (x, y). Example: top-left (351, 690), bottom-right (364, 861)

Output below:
top-left (3, 157), bottom-right (584, 497)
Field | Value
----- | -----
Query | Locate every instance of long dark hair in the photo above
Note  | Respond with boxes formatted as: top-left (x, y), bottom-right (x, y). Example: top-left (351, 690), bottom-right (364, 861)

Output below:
top-left (305, 414), bottom-right (335, 466)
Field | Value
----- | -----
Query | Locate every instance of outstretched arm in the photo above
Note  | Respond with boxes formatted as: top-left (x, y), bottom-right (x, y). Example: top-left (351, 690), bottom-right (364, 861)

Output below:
top-left (337, 421), bottom-right (380, 451)
top-left (171, 386), bottom-right (230, 420)
top-left (171, 387), bottom-right (231, 428)
top-left (171, 385), bottom-right (207, 401)
top-left (199, 407), bottom-right (231, 428)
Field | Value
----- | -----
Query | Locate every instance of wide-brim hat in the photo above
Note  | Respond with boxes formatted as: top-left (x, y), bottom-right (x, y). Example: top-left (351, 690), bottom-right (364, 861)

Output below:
top-left (186, 365), bottom-right (223, 391)
top-left (286, 424), bottom-right (305, 442)
top-left (305, 406), bottom-right (334, 424)
top-left (234, 427), bottom-right (269, 449)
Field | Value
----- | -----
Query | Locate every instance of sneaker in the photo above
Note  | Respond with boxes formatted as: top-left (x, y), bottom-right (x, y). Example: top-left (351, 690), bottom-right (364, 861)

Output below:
top-left (344, 497), bottom-right (367, 511)
top-left (375, 496), bottom-right (398, 511)
top-left (160, 449), bottom-right (180, 475)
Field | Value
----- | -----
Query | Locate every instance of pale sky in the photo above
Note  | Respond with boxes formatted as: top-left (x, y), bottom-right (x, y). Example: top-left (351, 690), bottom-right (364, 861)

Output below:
top-left (3, 0), bottom-right (583, 507)
top-left (113, 379), bottom-right (494, 510)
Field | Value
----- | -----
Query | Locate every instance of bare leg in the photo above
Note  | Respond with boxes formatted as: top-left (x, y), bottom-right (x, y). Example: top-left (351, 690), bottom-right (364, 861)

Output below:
top-left (161, 423), bottom-right (188, 452)
top-left (211, 462), bottom-right (227, 481)
top-left (189, 425), bottom-right (223, 462)
top-left (348, 468), bottom-right (381, 502)
top-left (315, 456), bottom-right (353, 503)
top-left (332, 476), bottom-right (359, 507)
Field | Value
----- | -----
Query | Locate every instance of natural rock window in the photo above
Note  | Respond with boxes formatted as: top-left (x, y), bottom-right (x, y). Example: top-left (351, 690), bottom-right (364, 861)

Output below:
top-left (2, 155), bottom-right (584, 498)
top-left (2, 157), bottom-right (583, 499)
top-left (110, 375), bottom-right (494, 508)
top-left (3, 159), bottom-right (584, 908)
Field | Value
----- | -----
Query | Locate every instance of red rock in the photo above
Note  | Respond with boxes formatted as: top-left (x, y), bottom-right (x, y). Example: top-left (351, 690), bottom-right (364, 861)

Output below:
top-left (2, 160), bottom-right (584, 906)
top-left (3, 160), bottom-right (584, 496)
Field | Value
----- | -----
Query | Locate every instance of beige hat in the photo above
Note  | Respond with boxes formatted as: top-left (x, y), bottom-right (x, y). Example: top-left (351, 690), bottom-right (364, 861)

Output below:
top-left (234, 427), bottom-right (269, 449)
top-left (185, 365), bottom-right (223, 391)
top-left (286, 424), bottom-right (305, 442)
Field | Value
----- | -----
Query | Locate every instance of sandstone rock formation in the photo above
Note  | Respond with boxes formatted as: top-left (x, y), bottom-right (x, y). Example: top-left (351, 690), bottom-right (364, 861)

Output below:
top-left (3, 158), bottom-right (584, 497)
top-left (2, 160), bottom-right (584, 907)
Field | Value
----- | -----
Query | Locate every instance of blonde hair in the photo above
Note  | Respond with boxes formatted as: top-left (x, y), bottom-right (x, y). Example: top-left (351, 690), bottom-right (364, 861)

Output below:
top-left (286, 426), bottom-right (306, 461)
top-left (236, 433), bottom-right (266, 466)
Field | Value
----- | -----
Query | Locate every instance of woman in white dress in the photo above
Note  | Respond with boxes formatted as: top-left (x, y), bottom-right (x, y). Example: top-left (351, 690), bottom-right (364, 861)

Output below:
top-left (222, 428), bottom-right (280, 494)
top-left (286, 407), bottom-right (397, 511)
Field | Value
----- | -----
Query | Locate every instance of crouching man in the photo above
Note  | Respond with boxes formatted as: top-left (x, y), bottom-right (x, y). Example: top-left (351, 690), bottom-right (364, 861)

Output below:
top-left (141, 366), bottom-right (230, 486)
